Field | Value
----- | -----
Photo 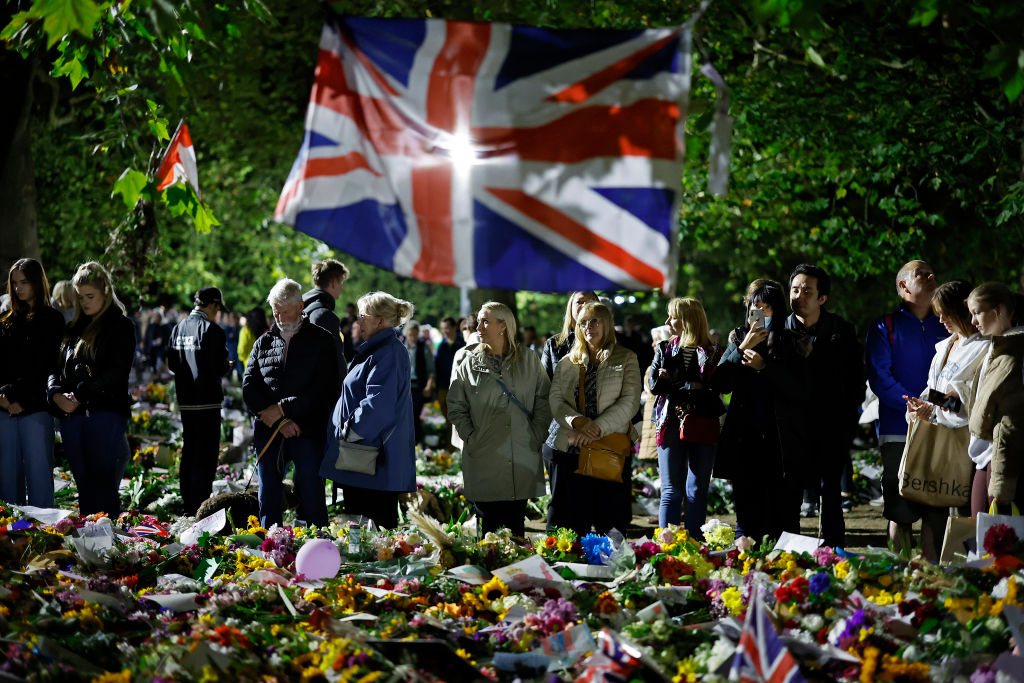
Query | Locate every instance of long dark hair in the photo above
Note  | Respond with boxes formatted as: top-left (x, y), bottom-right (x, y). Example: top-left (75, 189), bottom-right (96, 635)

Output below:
top-left (244, 307), bottom-right (269, 335)
top-left (2, 258), bottom-right (52, 326)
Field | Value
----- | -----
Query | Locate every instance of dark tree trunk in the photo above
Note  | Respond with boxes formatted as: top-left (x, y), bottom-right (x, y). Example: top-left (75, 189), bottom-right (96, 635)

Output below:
top-left (0, 51), bottom-right (40, 280)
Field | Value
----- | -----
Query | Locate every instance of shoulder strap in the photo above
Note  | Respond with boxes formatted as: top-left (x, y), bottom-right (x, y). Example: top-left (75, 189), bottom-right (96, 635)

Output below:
top-left (577, 364), bottom-right (586, 413)
top-left (495, 378), bottom-right (531, 419)
top-left (884, 313), bottom-right (895, 346)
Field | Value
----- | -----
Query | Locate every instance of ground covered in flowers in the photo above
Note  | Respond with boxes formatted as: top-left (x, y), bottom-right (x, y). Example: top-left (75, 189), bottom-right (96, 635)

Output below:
top-left (1, 381), bottom-right (1020, 681)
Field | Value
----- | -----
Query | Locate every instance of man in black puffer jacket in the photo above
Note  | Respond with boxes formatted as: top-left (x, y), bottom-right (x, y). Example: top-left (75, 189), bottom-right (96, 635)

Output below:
top-left (302, 258), bottom-right (349, 393)
top-left (168, 287), bottom-right (231, 515)
top-left (244, 279), bottom-right (339, 527)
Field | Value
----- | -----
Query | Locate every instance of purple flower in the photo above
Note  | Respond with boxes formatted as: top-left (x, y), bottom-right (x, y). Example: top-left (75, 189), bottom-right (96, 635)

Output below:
top-left (971, 665), bottom-right (997, 683)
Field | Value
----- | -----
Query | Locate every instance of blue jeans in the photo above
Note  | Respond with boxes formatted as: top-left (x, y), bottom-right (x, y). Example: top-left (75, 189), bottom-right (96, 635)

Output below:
top-left (60, 412), bottom-right (129, 516)
top-left (256, 435), bottom-right (328, 528)
top-left (0, 411), bottom-right (56, 507)
top-left (657, 425), bottom-right (716, 539)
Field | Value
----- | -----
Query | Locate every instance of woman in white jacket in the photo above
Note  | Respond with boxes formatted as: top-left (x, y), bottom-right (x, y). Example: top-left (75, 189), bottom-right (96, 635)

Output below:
top-left (549, 302), bottom-right (641, 535)
top-left (906, 280), bottom-right (988, 560)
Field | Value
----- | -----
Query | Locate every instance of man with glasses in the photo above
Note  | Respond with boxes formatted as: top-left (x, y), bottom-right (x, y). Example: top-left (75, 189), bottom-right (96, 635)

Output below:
top-left (866, 260), bottom-right (948, 557)
top-left (168, 286), bottom-right (231, 515)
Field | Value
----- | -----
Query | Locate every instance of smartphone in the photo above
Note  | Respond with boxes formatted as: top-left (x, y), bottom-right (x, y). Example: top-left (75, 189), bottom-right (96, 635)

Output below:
top-left (747, 308), bottom-right (765, 329)
top-left (926, 388), bottom-right (963, 413)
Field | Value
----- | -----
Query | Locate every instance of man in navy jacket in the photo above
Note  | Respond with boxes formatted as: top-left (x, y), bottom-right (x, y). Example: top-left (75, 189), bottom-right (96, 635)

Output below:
top-left (865, 260), bottom-right (948, 557)
top-left (168, 287), bottom-right (230, 515)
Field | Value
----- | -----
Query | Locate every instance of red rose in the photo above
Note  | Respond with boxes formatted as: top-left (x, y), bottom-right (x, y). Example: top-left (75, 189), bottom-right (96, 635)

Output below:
top-left (984, 523), bottom-right (1019, 557)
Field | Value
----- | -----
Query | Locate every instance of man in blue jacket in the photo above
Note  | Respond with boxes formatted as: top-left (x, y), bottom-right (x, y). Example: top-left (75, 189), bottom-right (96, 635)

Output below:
top-left (865, 260), bottom-right (947, 557)
top-left (168, 287), bottom-right (230, 515)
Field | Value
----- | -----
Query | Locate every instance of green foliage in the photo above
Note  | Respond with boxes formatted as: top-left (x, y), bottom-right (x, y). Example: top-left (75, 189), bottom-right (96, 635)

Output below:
top-left (6, 0), bottom-right (1024, 337)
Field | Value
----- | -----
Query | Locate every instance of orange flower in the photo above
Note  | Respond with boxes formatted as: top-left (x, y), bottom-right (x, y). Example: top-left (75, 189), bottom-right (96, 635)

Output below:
top-left (595, 591), bottom-right (619, 615)
top-left (545, 536), bottom-right (557, 549)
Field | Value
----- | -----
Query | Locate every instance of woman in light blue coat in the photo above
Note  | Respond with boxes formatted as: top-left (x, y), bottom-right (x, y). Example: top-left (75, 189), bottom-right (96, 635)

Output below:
top-left (321, 292), bottom-right (416, 528)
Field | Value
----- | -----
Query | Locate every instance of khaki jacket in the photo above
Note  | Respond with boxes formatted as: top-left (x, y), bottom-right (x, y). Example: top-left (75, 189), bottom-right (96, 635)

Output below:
top-left (448, 347), bottom-right (551, 502)
top-left (638, 366), bottom-right (659, 460)
top-left (969, 330), bottom-right (1024, 502)
top-left (549, 344), bottom-right (642, 452)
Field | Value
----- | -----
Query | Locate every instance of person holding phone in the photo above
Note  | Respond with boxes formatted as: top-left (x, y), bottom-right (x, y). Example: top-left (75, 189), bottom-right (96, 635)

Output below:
top-left (714, 278), bottom-right (811, 547)
top-left (903, 280), bottom-right (987, 561)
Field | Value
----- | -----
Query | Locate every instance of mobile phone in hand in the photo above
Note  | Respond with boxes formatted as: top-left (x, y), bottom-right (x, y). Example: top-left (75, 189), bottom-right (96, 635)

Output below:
top-left (747, 308), bottom-right (766, 330)
top-left (926, 388), bottom-right (963, 413)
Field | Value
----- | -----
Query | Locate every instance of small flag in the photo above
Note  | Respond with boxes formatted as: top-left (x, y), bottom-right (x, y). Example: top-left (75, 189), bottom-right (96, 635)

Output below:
top-left (131, 523), bottom-right (170, 538)
top-left (156, 122), bottom-right (202, 200)
top-left (729, 589), bottom-right (806, 683)
top-left (0, 519), bottom-right (34, 534)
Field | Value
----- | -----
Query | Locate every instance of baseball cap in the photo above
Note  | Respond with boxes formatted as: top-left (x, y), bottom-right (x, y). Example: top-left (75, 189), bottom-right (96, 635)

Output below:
top-left (195, 286), bottom-right (226, 310)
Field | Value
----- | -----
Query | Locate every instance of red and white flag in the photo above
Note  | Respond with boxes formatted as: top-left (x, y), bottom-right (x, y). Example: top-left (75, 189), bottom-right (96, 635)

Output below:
top-left (156, 122), bottom-right (202, 200)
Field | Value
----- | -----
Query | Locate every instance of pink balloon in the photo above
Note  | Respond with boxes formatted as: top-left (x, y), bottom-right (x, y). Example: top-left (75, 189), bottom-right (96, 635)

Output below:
top-left (295, 538), bottom-right (341, 580)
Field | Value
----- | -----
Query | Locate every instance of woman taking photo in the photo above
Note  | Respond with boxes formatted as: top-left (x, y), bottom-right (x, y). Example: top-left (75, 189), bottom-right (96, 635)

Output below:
top-left (715, 279), bottom-right (811, 547)
top-left (0, 259), bottom-right (66, 507)
top-left (323, 292), bottom-right (416, 529)
top-left (48, 262), bottom-right (135, 516)
top-left (904, 280), bottom-right (987, 561)
top-left (541, 291), bottom-right (598, 527)
top-left (968, 282), bottom-right (1024, 515)
top-left (649, 297), bottom-right (726, 539)
top-left (448, 302), bottom-right (551, 536)
top-left (549, 302), bottom-right (641, 535)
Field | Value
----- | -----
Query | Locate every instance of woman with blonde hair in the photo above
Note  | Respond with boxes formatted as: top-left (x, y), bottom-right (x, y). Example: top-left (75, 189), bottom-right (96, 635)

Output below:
top-left (549, 301), bottom-right (641, 535)
top-left (0, 258), bottom-right (66, 507)
top-left (322, 291), bottom-right (417, 528)
top-left (50, 280), bottom-right (76, 324)
top-left (448, 302), bottom-right (551, 535)
top-left (967, 282), bottom-right (1024, 515)
top-left (649, 297), bottom-right (726, 539)
top-left (540, 291), bottom-right (598, 525)
top-left (47, 262), bottom-right (135, 515)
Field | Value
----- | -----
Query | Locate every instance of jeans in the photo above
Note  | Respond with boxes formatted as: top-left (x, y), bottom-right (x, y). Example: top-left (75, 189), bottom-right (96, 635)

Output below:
top-left (0, 411), bottom-right (56, 507)
top-left (60, 411), bottom-right (129, 516)
top-left (256, 435), bottom-right (328, 528)
top-left (179, 408), bottom-right (222, 516)
top-left (657, 428), bottom-right (716, 539)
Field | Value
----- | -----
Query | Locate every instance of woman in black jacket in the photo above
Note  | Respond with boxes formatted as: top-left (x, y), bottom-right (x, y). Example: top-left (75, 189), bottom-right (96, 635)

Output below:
top-left (48, 262), bottom-right (136, 516)
top-left (0, 259), bottom-right (66, 507)
top-left (715, 279), bottom-right (811, 547)
top-left (649, 297), bottom-right (725, 540)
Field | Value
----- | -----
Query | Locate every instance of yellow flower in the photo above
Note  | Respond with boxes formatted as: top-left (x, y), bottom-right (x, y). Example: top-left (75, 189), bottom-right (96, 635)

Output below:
top-left (858, 626), bottom-right (873, 642)
top-left (91, 671), bottom-right (132, 683)
top-left (481, 576), bottom-right (509, 602)
top-left (455, 648), bottom-right (477, 665)
top-left (720, 587), bottom-right (744, 616)
top-left (834, 561), bottom-right (850, 579)
top-left (868, 590), bottom-right (894, 606)
top-left (556, 538), bottom-right (572, 553)
top-left (674, 657), bottom-right (700, 683)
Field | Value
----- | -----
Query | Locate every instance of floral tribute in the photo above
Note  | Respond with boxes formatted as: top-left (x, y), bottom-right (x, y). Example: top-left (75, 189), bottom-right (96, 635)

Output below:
top-left (3, 381), bottom-right (1018, 681)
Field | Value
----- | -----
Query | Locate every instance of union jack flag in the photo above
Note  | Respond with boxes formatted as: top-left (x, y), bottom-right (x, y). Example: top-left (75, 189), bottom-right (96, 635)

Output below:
top-left (729, 591), bottom-right (806, 683)
top-left (130, 523), bottom-right (170, 538)
top-left (275, 15), bottom-right (693, 292)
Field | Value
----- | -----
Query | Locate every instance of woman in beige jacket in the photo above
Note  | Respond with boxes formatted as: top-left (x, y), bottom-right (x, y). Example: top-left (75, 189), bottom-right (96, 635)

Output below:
top-left (548, 302), bottom-right (641, 535)
top-left (447, 302), bottom-right (551, 536)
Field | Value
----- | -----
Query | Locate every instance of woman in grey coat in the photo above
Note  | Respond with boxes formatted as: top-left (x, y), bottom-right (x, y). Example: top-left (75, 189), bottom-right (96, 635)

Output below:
top-left (447, 302), bottom-right (551, 536)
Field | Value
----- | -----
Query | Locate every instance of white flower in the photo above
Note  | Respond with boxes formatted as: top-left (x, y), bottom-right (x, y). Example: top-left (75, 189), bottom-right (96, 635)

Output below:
top-left (802, 614), bottom-right (824, 632)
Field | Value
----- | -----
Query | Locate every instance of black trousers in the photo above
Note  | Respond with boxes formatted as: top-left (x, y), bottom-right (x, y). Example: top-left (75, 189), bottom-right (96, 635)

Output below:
top-left (546, 447), bottom-right (631, 537)
top-left (180, 408), bottom-right (222, 516)
top-left (411, 382), bottom-right (426, 444)
top-left (732, 428), bottom-right (802, 546)
top-left (475, 499), bottom-right (528, 537)
top-left (343, 485), bottom-right (400, 529)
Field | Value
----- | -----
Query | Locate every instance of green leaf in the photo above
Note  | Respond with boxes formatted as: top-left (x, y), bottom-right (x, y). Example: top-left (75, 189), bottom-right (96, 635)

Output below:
top-left (805, 45), bottom-right (827, 69)
top-left (51, 54), bottom-right (88, 90)
top-left (148, 118), bottom-right (170, 142)
top-left (1004, 68), bottom-right (1024, 102)
top-left (0, 11), bottom-right (34, 42)
top-left (111, 168), bottom-right (148, 209)
top-left (28, 0), bottom-right (104, 49)
top-left (193, 558), bottom-right (220, 583)
top-left (193, 201), bottom-right (220, 233)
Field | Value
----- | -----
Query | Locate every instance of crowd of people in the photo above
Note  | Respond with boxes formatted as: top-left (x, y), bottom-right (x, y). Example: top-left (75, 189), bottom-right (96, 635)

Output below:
top-left (1, 255), bottom-right (1023, 556)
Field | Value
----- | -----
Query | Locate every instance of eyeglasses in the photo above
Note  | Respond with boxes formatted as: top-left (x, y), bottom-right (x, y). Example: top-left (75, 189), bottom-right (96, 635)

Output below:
top-left (579, 319), bottom-right (601, 329)
top-left (357, 313), bottom-right (376, 320)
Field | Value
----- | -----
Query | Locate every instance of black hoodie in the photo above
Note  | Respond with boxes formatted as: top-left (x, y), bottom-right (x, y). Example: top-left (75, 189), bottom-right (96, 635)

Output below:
top-left (302, 288), bottom-right (347, 390)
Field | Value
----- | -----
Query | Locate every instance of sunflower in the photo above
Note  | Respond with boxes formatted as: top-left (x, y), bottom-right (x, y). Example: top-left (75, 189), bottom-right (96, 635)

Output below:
top-left (481, 576), bottom-right (509, 602)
